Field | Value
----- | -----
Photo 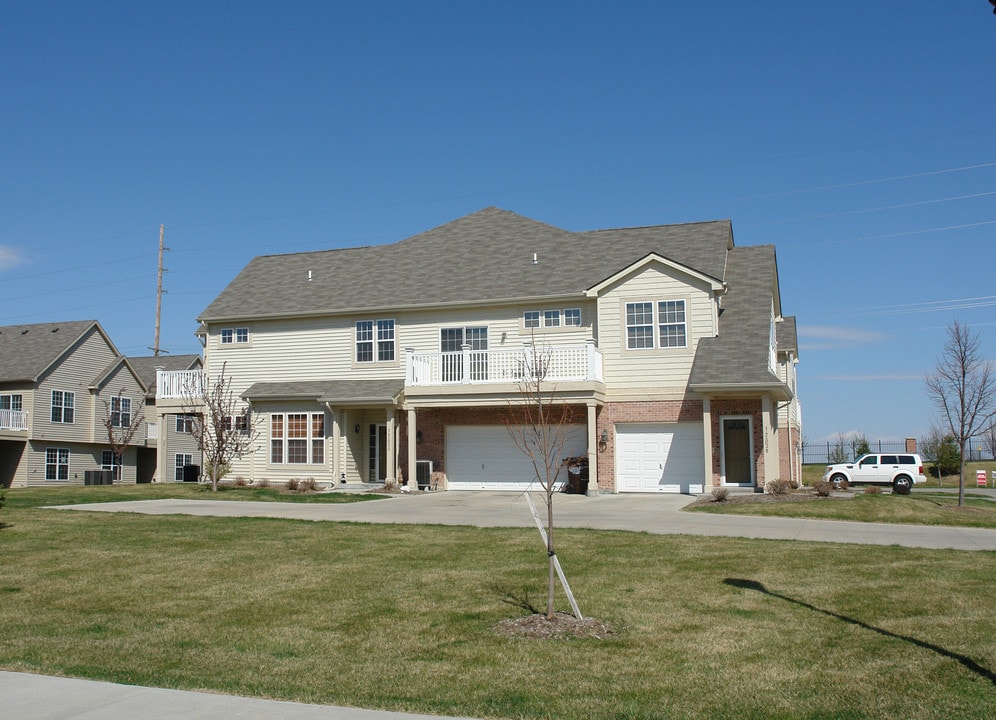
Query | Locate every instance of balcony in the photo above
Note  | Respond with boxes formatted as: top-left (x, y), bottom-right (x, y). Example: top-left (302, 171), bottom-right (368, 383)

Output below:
top-left (0, 409), bottom-right (28, 431)
top-left (406, 341), bottom-right (603, 387)
top-left (156, 369), bottom-right (206, 400)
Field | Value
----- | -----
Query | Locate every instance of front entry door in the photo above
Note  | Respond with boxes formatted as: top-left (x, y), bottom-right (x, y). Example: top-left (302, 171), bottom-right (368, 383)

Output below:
top-left (369, 424), bottom-right (387, 482)
top-left (721, 417), bottom-right (754, 486)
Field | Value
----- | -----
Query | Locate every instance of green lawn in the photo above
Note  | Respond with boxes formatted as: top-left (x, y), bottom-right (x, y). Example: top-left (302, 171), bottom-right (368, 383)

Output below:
top-left (688, 490), bottom-right (996, 528)
top-left (1, 487), bottom-right (994, 719)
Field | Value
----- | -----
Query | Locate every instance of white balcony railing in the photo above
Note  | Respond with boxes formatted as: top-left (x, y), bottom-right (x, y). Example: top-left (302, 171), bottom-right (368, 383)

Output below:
top-left (0, 409), bottom-right (28, 431)
top-left (406, 341), bottom-right (603, 387)
top-left (156, 369), bottom-right (206, 400)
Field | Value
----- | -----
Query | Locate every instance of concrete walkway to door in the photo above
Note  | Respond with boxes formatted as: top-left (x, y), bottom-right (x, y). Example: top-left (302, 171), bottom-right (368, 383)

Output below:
top-left (51, 489), bottom-right (996, 551)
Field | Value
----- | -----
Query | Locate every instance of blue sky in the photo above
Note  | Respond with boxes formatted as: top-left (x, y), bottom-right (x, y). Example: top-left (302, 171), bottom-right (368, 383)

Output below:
top-left (2, 2), bottom-right (994, 443)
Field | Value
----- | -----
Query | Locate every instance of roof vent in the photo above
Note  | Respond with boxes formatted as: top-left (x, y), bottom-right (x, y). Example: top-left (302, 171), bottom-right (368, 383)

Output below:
top-left (308, 270), bottom-right (313, 282)
top-left (532, 253), bottom-right (538, 265)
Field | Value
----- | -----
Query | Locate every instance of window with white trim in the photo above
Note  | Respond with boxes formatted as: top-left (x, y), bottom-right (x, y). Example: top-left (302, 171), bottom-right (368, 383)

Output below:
top-left (564, 308), bottom-right (582, 326)
top-left (270, 412), bottom-right (325, 464)
top-left (220, 327), bottom-right (249, 345)
top-left (543, 309), bottom-right (560, 327)
top-left (175, 414), bottom-right (196, 433)
top-left (356, 319), bottom-right (395, 363)
top-left (174, 453), bottom-right (193, 482)
top-left (625, 299), bottom-right (687, 349)
top-left (101, 450), bottom-right (122, 482)
top-left (0, 394), bottom-right (22, 411)
top-left (524, 311), bottom-right (540, 328)
top-left (109, 396), bottom-right (132, 428)
top-left (45, 448), bottom-right (70, 480)
top-left (51, 390), bottom-right (75, 423)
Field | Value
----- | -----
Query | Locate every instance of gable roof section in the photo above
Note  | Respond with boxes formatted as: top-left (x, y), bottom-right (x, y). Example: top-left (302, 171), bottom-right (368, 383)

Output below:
top-left (585, 252), bottom-right (725, 297)
top-left (689, 245), bottom-right (791, 399)
top-left (198, 207), bottom-right (734, 322)
top-left (0, 320), bottom-right (109, 383)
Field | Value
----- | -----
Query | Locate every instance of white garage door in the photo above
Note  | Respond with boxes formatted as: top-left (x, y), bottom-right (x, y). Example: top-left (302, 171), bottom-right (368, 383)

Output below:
top-left (446, 425), bottom-right (587, 491)
top-left (616, 423), bottom-right (705, 493)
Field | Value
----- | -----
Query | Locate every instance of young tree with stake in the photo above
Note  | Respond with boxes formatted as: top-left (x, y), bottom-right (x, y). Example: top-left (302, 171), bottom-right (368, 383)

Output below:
top-left (181, 363), bottom-right (261, 491)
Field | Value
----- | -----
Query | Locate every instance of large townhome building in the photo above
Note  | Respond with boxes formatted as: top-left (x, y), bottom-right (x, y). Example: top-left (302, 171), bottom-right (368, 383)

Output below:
top-left (0, 320), bottom-right (158, 487)
top-left (158, 207), bottom-right (801, 493)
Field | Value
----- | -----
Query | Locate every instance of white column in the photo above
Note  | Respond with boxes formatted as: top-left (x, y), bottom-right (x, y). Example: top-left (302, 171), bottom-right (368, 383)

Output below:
top-left (586, 402), bottom-right (599, 496)
top-left (702, 397), bottom-right (713, 491)
top-left (385, 407), bottom-right (396, 485)
top-left (329, 405), bottom-right (341, 484)
top-left (407, 408), bottom-right (417, 489)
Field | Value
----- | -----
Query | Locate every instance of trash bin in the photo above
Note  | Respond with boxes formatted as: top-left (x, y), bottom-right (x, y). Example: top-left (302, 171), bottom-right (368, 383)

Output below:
top-left (563, 456), bottom-right (589, 494)
top-left (182, 464), bottom-right (200, 483)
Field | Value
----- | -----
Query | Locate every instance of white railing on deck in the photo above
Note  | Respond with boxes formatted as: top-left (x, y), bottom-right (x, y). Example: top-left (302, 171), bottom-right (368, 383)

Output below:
top-left (0, 409), bottom-right (28, 431)
top-left (406, 341), bottom-right (603, 387)
top-left (156, 369), bottom-right (206, 400)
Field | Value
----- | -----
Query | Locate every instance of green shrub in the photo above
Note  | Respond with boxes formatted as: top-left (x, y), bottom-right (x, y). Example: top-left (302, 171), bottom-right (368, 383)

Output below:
top-left (936, 435), bottom-right (961, 476)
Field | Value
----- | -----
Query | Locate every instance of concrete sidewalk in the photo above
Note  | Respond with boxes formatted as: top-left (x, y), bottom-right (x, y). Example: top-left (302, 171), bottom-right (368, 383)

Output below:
top-left (51, 490), bottom-right (996, 550)
top-left (0, 671), bottom-right (477, 720)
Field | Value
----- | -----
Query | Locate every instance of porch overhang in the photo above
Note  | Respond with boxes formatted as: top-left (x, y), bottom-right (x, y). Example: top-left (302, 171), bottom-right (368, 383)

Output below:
top-left (242, 379), bottom-right (404, 407)
top-left (689, 381), bottom-right (793, 402)
top-left (402, 380), bottom-right (605, 409)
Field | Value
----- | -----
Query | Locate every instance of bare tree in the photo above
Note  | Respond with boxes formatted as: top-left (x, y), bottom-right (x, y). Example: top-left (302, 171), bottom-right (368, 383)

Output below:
top-left (925, 321), bottom-right (996, 506)
top-left (181, 363), bottom-right (261, 491)
top-left (506, 340), bottom-right (579, 620)
top-left (101, 392), bottom-right (146, 483)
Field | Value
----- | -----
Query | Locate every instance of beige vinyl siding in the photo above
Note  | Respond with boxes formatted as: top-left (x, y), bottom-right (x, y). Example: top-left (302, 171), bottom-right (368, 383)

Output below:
top-left (34, 327), bottom-right (118, 444)
top-left (204, 301), bottom-right (599, 398)
top-left (23, 441), bottom-right (137, 486)
top-left (597, 264), bottom-right (717, 398)
top-left (93, 364), bottom-right (147, 448)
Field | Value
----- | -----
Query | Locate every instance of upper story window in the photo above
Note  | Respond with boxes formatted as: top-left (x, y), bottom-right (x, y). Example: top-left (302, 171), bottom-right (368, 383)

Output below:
top-left (176, 414), bottom-right (196, 433)
top-left (356, 319), bottom-right (395, 363)
top-left (110, 396), bottom-right (132, 428)
top-left (625, 299), bottom-right (687, 350)
top-left (51, 390), bottom-right (75, 423)
top-left (0, 394), bottom-right (22, 411)
top-left (523, 308), bottom-right (583, 330)
top-left (220, 327), bottom-right (249, 345)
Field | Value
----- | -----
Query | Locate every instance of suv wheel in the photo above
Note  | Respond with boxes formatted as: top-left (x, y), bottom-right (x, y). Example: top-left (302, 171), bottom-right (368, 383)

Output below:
top-left (893, 475), bottom-right (912, 495)
top-left (830, 473), bottom-right (848, 490)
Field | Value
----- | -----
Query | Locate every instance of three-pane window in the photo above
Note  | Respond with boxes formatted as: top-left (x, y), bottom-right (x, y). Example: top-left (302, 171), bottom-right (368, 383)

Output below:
top-left (270, 412), bottom-right (325, 464)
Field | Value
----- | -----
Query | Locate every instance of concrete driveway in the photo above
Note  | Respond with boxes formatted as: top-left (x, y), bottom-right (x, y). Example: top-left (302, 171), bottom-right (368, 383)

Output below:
top-left (52, 490), bottom-right (996, 551)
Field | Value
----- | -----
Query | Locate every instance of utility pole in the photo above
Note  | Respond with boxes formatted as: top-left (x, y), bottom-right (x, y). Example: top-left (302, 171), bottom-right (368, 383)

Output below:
top-left (151, 224), bottom-right (168, 356)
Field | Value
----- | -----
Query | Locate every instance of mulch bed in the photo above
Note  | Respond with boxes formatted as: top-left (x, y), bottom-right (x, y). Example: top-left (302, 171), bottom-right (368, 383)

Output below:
top-left (495, 612), bottom-right (617, 640)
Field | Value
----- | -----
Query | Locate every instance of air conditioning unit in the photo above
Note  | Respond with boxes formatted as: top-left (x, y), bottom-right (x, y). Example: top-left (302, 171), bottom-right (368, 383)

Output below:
top-left (416, 460), bottom-right (433, 491)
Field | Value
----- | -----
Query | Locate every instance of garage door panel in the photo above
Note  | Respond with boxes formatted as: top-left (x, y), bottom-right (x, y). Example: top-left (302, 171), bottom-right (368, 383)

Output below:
top-left (446, 425), bottom-right (587, 491)
top-left (616, 423), bottom-right (704, 494)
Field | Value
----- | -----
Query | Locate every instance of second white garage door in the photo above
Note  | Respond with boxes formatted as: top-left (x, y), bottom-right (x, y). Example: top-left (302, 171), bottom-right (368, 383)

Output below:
top-left (616, 423), bottom-right (705, 493)
top-left (446, 425), bottom-right (587, 491)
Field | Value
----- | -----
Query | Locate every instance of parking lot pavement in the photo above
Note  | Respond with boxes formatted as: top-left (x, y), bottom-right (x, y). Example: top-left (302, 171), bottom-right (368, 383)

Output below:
top-left (50, 490), bottom-right (996, 551)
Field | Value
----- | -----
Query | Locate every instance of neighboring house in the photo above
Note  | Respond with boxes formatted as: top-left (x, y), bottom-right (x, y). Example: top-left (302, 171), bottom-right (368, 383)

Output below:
top-left (160, 207), bottom-right (801, 493)
top-left (0, 320), bottom-right (157, 487)
top-left (128, 354), bottom-right (204, 483)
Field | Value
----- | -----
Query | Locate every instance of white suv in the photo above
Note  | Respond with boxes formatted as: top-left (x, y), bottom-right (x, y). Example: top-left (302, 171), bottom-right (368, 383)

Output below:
top-left (823, 453), bottom-right (926, 495)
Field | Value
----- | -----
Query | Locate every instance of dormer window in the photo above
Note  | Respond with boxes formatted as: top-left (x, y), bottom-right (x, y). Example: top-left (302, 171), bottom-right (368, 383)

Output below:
top-left (625, 299), bottom-right (687, 350)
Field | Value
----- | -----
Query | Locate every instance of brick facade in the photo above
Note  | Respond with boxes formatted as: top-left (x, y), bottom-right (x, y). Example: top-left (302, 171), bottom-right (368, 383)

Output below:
top-left (709, 399), bottom-right (765, 488)
top-left (594, 400), bottom-right (703, 492)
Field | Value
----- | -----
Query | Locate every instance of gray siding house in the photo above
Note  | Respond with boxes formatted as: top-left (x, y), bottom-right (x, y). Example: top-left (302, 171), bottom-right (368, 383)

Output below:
top-left (160, 208), bottom-right (801, 493)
